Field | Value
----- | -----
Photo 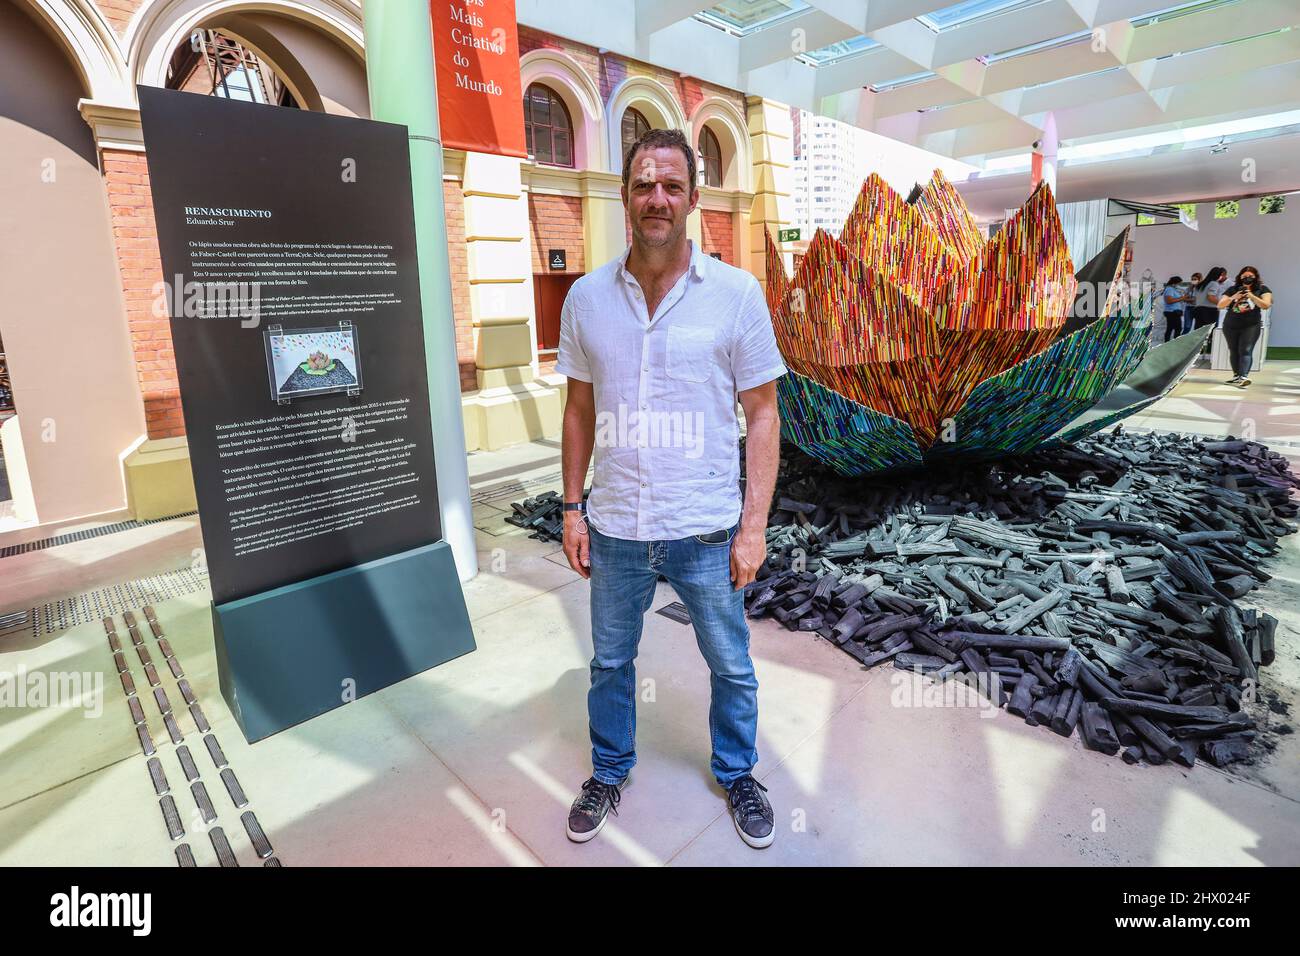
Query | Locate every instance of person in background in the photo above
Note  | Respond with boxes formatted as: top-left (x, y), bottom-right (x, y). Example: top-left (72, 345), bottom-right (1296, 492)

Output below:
top-left (1218, 266), bottom-right (1273, 388)
top-left (1191, 266), bottom-right (1229, 360)
top-left (1192, 266), bottom-right (1228, 329)
top-left (1181, 272), bottom-right (1201, 334)
top-left (1161, 276), bottom-right (1186, 342)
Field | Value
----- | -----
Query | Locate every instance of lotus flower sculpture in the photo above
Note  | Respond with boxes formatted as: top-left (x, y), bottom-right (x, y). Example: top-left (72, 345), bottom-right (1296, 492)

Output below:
top-left (765, 171), bottom-right (1208, 476)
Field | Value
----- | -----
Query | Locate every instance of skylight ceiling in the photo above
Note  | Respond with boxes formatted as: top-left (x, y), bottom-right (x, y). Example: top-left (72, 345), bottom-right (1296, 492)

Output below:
top-left (698, 0), bottom-right (810, 34)
top-left (802, 36), bottom-right (882, 65)
top-left (523, 0), bottom-right (1300, 163)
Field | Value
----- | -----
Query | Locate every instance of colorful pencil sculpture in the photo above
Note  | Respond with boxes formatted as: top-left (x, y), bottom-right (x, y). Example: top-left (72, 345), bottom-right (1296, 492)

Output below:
top-left (767, 171), bottom-right (1203, 476)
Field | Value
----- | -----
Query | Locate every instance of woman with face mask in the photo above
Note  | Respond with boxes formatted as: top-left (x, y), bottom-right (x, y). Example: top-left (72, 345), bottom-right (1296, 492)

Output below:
top-left (1161, 276), bottom-right (1187, 342)
top-left (1217, 266), bottom-right (1273, 388)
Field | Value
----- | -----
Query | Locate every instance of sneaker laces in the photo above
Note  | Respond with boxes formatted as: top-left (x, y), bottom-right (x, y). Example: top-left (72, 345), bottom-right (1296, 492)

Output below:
top-left (728, 776), bottom-right (768, 821)
top-left (575, 777), bottom-right (620, 817)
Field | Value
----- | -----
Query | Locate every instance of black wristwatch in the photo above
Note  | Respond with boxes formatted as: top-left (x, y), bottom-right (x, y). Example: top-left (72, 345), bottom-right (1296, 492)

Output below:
top-left (563, 502), bottom-right (585, 513)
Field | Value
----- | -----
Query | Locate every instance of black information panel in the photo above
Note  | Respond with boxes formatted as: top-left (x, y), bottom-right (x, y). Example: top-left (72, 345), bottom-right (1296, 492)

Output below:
top-left (139, 87), bottom-right (441, 605)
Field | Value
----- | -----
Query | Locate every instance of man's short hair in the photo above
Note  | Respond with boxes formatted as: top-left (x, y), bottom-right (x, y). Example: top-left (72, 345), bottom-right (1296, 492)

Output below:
top-left (621, 127), bottom-right (697, 193)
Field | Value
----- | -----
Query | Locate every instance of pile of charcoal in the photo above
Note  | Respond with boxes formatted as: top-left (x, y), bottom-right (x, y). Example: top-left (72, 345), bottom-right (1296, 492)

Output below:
top-left (746, 428), bottom-right (1297, 770)
top-left (504, 490), bottom-right (567, 540)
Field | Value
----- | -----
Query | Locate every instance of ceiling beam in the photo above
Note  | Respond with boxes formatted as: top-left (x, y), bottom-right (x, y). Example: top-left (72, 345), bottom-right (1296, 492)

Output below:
top-left (737, 9), bottom-right (857, 72)
top-left (634, 0), bottom-right (713, 36)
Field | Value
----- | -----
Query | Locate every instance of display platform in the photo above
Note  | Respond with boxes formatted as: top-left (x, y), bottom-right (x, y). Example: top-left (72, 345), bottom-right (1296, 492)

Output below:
top-left (1211, 314), bottom-right (1269, 373)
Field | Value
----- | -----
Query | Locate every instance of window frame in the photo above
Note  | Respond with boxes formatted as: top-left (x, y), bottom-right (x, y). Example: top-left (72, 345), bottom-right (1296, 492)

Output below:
top-left (698, 125), bottom-right (723, 189)
top-left (523, 82), bottom-right (575, 169)
top-left (621, 107), bottom-right (651, 164)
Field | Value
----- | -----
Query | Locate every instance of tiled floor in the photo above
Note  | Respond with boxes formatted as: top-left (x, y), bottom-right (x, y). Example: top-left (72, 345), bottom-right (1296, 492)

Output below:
top-left (0, 362), bottom-right (1297, 866)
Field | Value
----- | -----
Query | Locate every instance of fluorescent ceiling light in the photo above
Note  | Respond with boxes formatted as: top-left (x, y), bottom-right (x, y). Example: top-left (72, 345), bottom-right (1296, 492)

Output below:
top-left (1155, 26), bottom-right (1291, 59)
top-left (985, 29), bottom-right (1091, 63)
top-left (1131, 0), bottom-right (1241, 28)
top-left (871, 69), bottom-right (937, 93)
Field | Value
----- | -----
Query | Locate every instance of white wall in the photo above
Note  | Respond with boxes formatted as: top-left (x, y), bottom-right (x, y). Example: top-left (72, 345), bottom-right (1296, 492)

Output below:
top-left (1131, 197), bottom-right (1299, 345)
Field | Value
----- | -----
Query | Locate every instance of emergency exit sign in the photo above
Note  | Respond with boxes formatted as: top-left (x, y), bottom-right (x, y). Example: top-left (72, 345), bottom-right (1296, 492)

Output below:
top-left (778, 228), bottom-right (800, 242)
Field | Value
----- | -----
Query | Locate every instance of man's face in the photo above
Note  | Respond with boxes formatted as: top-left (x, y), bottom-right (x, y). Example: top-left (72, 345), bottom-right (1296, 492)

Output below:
top-left (623, 146), bottom-right (697, 248)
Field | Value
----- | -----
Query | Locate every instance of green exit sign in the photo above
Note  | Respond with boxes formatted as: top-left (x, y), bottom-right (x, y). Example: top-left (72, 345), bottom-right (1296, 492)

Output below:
top-left (777, 228), bottom-right (801, 242)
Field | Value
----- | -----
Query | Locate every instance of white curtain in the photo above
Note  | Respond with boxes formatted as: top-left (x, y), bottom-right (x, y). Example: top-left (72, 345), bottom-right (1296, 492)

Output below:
top-left (1057, 199), bottom-right (1109, 271)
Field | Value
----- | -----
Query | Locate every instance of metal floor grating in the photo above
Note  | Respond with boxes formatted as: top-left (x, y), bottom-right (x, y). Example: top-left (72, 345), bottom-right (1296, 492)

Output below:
top-left (1, 567), bottom-right (210, 640)
top-left (0, 511), bottom-right (198, 560)
top-left (471, 469), bottom-right (562, 506)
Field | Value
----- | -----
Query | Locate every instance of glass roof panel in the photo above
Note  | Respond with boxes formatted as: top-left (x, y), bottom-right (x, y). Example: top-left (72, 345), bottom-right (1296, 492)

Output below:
top-left (918, 0), bottom-right (1043, 32)
top-left (802, 35), bottom-right (882, 64)
top-left (699, 0), bottom-right (810, 35)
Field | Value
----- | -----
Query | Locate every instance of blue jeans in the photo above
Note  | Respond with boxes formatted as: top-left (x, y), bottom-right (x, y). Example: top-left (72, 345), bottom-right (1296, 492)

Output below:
top-left (585, 522), bottom-right (758, 788)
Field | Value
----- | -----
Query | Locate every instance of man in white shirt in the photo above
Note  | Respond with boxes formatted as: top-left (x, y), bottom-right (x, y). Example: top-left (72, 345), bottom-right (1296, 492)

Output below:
top-left (556, 128), bottom-right (786, 849)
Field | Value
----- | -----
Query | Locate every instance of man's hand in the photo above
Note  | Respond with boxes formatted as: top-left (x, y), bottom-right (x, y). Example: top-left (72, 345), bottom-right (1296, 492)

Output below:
top-left (563, 511), bottom-right (591, 579)
top-left (730, 526), bottom-right (766, 591)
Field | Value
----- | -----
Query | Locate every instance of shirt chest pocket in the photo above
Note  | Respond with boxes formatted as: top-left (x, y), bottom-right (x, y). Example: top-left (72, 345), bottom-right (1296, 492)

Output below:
top-left (666, 325), bottom-right (715, 384)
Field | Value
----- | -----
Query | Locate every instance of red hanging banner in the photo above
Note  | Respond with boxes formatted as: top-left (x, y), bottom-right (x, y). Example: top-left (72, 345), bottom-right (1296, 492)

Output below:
top-left (430, 0), bottom-right (527, 158)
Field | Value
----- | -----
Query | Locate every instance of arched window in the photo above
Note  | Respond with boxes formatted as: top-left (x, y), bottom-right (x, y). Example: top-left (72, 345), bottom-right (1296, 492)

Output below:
top-left (523, 83), bottom-right (573, 167)
top-left (699, 126), bottom-right (723, 188)
top-left (621, 107), bottom-right (651, 164)
top-left (166, 29), bottom-right (298, 107)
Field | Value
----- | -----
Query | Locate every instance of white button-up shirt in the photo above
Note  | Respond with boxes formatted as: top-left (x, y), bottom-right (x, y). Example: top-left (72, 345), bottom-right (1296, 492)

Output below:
top-left (556, 241), bottom-right (787, 541)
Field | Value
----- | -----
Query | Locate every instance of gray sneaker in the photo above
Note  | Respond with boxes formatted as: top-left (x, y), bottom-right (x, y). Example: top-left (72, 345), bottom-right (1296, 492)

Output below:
top-left (727, 775), bottom-right (775, 849)
top-left (566, 775), bottom-right (626, 843)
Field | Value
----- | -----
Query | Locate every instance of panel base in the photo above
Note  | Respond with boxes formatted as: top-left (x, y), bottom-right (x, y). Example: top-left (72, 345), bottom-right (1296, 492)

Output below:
top-left (212, 540), bottom-right (475, 742)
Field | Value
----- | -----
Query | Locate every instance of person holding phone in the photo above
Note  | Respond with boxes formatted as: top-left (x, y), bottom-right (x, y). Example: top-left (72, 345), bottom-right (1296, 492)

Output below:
top-left (1218, 266), bottom-right (1272, 388)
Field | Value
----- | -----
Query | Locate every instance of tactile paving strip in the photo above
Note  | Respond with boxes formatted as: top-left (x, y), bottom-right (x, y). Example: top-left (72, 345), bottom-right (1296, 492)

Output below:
top-left (160, 795), bottom-right (184, 841)
top-left (209, 827), bottom-right (239, 868)
top-left (147, 757), bottom-right (170, 796)
top-left (220, 768), bottom-right (249, 809)
top-left (102, 606), bottom-right (285, 868)
top-left (7, 568), bottom-right (209, 639)
top-left (177, 746), bottom-right (200, 783)
top-left (192, 782), bottom-right (217, 824)
top-left (0, 511), bottom-right (197, 559)
top-left (241, 811), bottom-right (274, 859)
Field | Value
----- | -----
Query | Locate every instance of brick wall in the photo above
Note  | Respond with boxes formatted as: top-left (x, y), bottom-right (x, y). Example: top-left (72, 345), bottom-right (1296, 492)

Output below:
top-left (102, 149), bottom-right (184, 439)
top-left (443, 179), bottom-right (478, 392)
top-left (701, 209), bottom-right (735, 265)
top-left (96, 0), bottom-right (147, 35)
top-left (528, 194), bottom-right (585, 274)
